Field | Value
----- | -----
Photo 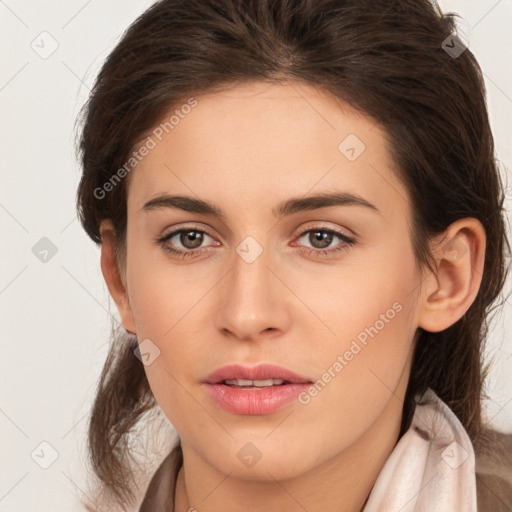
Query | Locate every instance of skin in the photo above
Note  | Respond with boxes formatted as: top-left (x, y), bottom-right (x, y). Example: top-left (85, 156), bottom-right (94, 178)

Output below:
top-left (100, 80), bottom-right (486, 512)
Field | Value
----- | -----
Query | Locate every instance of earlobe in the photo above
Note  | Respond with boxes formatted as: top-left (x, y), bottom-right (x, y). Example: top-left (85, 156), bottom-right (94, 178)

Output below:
top-left (99, 219), bottom-right (137, 334)
top-left (418, 218), bottom-right (486, 333)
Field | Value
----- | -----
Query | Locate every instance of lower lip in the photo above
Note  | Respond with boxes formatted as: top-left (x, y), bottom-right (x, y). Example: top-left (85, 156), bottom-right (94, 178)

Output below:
top-left (203, 383), bottom-right (311, 415)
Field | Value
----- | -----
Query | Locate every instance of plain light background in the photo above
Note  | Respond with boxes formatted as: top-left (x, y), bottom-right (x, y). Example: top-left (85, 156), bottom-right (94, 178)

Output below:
top-left (1, 1), bottom-right (511, 511)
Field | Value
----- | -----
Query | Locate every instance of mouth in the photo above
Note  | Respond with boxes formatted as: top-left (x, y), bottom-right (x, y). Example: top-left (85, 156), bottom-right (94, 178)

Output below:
top-left (202, 364), bottom-right (314, 415)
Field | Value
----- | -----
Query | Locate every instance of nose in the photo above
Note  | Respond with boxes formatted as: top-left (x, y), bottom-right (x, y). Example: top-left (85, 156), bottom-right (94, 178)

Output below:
top-left (214, 239), bottom-right (292, 342)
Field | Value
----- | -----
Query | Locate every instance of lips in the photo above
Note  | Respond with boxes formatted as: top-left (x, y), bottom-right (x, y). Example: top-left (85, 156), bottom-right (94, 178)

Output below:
top-left (203, 363), bottom-right (313, 385)
top-left (202, 364), bottom-right (314, 415)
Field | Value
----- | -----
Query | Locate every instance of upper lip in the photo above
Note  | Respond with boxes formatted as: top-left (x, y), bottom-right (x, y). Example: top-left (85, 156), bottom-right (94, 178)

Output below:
top-left (203, 364), bottom-right (313, 384)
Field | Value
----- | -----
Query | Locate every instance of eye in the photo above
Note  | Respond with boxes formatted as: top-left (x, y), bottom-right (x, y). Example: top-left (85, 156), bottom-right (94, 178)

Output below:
top-left (156, 224), bottom-right (356, 260)
top-left (293, 227), bottom-right (356, 258)
top-left (157, 226), bottom-right (219, 259)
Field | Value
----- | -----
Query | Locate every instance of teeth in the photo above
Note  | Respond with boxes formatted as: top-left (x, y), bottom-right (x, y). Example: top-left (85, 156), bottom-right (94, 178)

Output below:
top-left (223, 378), bottom-right (285, 387)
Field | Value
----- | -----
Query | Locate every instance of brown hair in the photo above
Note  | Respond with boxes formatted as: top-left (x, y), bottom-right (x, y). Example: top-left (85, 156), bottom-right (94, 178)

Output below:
top-left (76, 0), bottom-right (511, 509)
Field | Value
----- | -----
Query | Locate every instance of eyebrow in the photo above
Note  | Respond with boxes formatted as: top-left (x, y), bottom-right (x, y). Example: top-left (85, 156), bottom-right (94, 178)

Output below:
top-left (142, 191), bottom-right (380, 218)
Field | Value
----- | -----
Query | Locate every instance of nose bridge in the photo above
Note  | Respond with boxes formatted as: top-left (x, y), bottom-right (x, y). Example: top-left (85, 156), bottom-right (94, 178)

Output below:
top-left (230, 234), bottom-right (273, 307)
top-left (215, 234), bottom-right (288, 339)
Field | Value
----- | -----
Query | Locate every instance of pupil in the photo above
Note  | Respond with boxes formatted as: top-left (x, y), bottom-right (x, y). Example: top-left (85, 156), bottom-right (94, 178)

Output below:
top-left (182, 230), bottom-right (203, 249)
top-left (311, 230), bottom-right (332, 249)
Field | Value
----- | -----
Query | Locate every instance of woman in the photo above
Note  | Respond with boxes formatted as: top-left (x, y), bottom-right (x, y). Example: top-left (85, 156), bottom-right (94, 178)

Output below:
top-left (76, 0), bottom-right (512, 510)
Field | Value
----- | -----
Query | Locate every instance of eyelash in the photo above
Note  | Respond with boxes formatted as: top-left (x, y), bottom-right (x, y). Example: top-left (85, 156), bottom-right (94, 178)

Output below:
top-left (156, 224), bottom-right (356, 260)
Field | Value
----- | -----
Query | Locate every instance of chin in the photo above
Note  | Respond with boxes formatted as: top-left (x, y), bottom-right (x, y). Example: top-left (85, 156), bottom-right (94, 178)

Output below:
top-left (205, 442), bottom-right (312, 481)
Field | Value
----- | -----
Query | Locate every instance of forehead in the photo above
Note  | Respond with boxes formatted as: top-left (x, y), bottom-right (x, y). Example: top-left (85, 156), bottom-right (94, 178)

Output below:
top-left (127, 81), bottom-right (409, 221)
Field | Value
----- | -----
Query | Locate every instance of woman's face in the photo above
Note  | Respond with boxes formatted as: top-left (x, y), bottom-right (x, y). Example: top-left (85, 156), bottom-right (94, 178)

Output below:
top-left (121, 81), bottom-right (425, 479)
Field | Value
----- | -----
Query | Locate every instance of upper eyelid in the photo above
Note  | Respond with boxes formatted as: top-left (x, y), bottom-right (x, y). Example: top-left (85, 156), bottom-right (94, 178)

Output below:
top-left (162, 222), bottom-right (353, 236)
top-left (161, 224), bottom-right (215, 241)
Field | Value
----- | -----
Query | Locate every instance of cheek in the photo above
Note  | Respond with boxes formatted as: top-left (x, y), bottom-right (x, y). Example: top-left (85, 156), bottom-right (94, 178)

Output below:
top-left (124, 250), bottom-right (217, 425)
top-left (127, 275), bottom-right (206, 432)
top-left (288, 295), bottom-right (417, 466)
top-left (125, 242), bottom-right (207, 337)
top-left (289, 236), bottom-right (418, 354)
top-left (289, 247), bottom-right (419, 419)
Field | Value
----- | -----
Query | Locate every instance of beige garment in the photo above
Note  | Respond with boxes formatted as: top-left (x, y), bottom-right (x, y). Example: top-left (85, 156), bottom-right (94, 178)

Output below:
top-left (139, 388), bottom-right (510, 511)
top-left (363, 388), bottom-right (477, 511)
top-left (139, 441), bottom-right (181, 511)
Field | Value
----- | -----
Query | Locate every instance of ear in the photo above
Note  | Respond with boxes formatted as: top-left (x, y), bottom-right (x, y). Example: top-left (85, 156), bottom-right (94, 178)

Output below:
top-left (99, 219), bottom-right (136, 334)
top-left (418, 218), bottom-right (486, 333)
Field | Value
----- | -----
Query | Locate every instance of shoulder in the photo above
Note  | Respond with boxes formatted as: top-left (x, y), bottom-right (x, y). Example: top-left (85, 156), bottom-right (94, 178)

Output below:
top-left (416, 389), bottom-right (512, 511)
top-left (474, 428), bottom-right (512, 512)
top-left (138, 445), bottom-right (183, 512)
